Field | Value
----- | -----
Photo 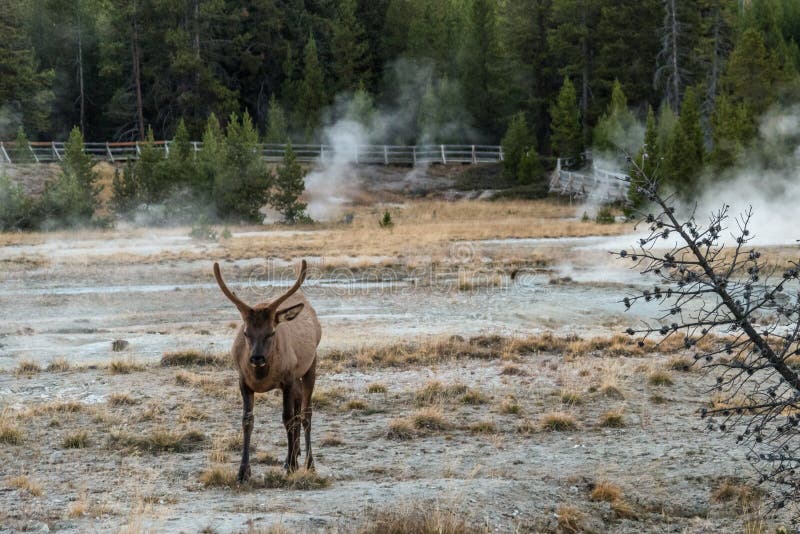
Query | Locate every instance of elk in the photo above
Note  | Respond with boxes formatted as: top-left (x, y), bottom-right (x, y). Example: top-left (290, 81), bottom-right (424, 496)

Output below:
top-left (213, 260), bottom-right (321, 482)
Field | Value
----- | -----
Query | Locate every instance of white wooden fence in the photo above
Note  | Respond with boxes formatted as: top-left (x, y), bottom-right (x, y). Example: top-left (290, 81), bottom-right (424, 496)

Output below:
top-left (0, 141), bottom-right (503, 166)
top-left (549, 157), bottom-right (630, 202)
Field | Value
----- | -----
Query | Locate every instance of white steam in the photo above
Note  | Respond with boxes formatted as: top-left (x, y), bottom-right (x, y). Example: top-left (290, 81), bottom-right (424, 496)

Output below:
top-left (691, 105), bottom-right (800, 246)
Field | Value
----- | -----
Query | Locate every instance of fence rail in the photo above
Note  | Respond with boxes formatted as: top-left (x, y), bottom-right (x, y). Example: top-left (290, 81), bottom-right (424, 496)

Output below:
top-left (549, 156), bottom-right (630, 202)
top-left (0, 141), bottom-right (503, 166)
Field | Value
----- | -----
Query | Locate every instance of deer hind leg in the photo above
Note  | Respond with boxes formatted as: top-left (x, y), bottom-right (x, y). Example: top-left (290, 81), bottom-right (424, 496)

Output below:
top-left (282, 381), bottom-right (302, 473)
top-left (238, 379), bottom-right (255, 483)
top-left (301, 357), bottom-right (317, 470)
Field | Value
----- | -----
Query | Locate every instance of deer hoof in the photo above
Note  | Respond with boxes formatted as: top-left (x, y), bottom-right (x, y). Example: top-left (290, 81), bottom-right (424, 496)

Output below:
top-left (237, 464), bottom-right (251, 483)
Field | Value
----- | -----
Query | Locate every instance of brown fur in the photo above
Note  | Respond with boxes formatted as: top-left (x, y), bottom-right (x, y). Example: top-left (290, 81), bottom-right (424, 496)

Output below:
top-left (213, 260), bottom-right (321, 481)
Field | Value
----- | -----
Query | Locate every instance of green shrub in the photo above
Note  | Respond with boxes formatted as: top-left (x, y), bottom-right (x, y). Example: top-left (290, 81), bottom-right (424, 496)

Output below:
top-left (0, 173), bottom-right (38, 230)
top-left (269, 141), bottom-right (308, 224)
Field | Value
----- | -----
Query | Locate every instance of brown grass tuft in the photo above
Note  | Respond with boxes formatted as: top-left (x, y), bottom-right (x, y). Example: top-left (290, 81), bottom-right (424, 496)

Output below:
top-left (46, 358), bottom-right (70, 372)
top-left (500, 364), bottom-right (528, 376)
top-left (667, 356), bottom-right (694, 372)
top-left (460, 390), bottom-right (488, 405)
top-left (108, 392), bottom-right (137, 406)
top-left (387, 418), bottom-right (416, 440)
top-left (468, 420), bottom-right (497, 434)
top-left (711, 479), bottom-right (762, 511)
top-left (321, 433), bottom-right (344, 446)
top-left (647, 369), bottom-right (674, 386)
top-left (499, 397), bottom-right (521, 415)
top-left (161, 350), bottom-right (226, 367)
top-left (560, 390), bottom-right (583, 405)
top-left (410, 407), bottom-right (450, 431)
top-left (7, 475), bottom-right (42, 496)
top-left (15, 359), bottom-right (41, 375)
top-left (366, 383), bottom-right (387, 394)
top-left (599, 409), bottom-right (625, 428)
top-left (108, 358), bottom-right (145, 374)
top-left (540, 412), bottom-right (577, 431)
top-left (0, 411), bottom-right (24, 444)
top-left (62, 430), bottom-right (90, 449)
top-left (556, 504), bottom-right (584, 534)
top-left (110, 429), bottom-right (205, 453)
top-left (345, 399), bottom-right (368, 410)
top-left (589, 480), bottom-right (622, 502)
top-left (359, 504), bottom-right (481, 534)
top-left (199, 465), bottom-right (237, 487)
top-left (413, 381), bottom-right (468, 406)
top-left (611, 498), bottom-right (639, 520)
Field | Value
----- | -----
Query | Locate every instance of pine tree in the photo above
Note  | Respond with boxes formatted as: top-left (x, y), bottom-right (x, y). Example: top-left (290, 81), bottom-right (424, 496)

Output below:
top-left (196, 113), bottom-right (224, 202)
top-left (501, 112), bottom-right (535, 183)
top-left (656, 103), bottom-right (678, 157)
top-left (723, 28), bottom-right (782, 116)
top-left (297, 35), bottom-right (327, 141)
top-left (345, 84), bottom-right (375, 126)
top-left (270, 141), bottom-right (308, 224)
top-left (14, 128), bottom-right (33, 163)
top-left (265, 95), bottom-right (288, 144)
top-left (163, 118), bottom-right (197, 192)
top-left (549, 76), bottom-right (583, 158)
top-left (214, 111), bottom-right (271, 222)
top-left (135, 127), bottom-right (167, 203)
top-left (331, 0), bottom-right (370, 93)
top-left (0, 0), bottom-right (54, 136)
top-left (548, 0), bottom-right (600, 131)
top-left (592, 80), bottom-right (638, 155)
top-left (655, 0), bottom-right (701, 113)
top-left (710, 93), bottom-right (753, 170)
top-left (460, 0), bottom-right (503, 137)
top-left (41, 126), bottom-right (99, 226)
top-left (0, 172), bottom-right (36, 230)
top-left (663, 87), bottom-right (705, 196)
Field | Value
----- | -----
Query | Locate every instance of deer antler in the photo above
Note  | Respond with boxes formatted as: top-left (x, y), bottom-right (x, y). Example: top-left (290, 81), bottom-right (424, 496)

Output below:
top-left (213, 262), bottom-right (252, 314)
top-left (269, 260), bottom-right (308, 311)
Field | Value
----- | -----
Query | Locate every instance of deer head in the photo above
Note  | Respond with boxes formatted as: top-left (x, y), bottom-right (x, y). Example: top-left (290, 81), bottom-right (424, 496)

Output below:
top-left (213, 260), bottom-right (308, 368)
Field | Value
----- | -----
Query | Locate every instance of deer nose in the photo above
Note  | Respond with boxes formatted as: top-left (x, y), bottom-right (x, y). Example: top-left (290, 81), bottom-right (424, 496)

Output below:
top-left (249, 355), bottom-right (267, 367)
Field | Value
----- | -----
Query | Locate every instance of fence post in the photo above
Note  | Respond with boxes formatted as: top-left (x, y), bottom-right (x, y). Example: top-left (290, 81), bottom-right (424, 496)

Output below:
top-left (498, 146), bottom-right (504, 161)
top-left (192, 141), bottom-right (199, 157)
top-left (440, 144), bottom-right (446, 165)
top-left (135, 142), bottom-right (141, 157)
top-left (0, 142), bottom-right (10, 164)
top-left (106, 142), bottom-right (114, 162)
top-left (28, 142), bottom-right (39, 163)
top-left (320, 144), bottom-right (325, 163)
top-left (164, 141), bottom-right (169, 156)
top-left (384, 145), bottom-right (388, 165)
top-left (412, 146), bottom-right (417, 166)
top-left (471, 145), bottom-right (476, 164)
top-left (52, 142), bottom-right (62, 161)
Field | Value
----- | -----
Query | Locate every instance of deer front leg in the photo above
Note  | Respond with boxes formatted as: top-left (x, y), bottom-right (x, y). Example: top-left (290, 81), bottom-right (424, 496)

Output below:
top-left (301, 359), bottom-right (317, 470)
top-left (282, 382), bottom-right (301, 473)
top-left (238, 380), bottom-right (255, 483)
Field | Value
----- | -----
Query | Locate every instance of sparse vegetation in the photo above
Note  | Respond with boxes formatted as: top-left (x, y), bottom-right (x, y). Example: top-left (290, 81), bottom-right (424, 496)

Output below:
top-left (366, 383), bottom-right (387, 394)
top-left (45, 358), bottom-right (70, 372)
top-left (7, 475), bottom-right (42, 496)
top-left (560, 390), bottom-right (582, 405)
top-left (599, 409), bottom-right (625, 428)
top-left (108, 358), bottom-right (145, 375)
top-left (540, 412), bottom-right (577, 431)
top-left (161, 350), bottom-right (226, 367)
top-left (590, 480), bottom-right (622, 502)
top-left (109, 429), bottom-right (205, 453)
top-left (15, 360), bottom-right (41, 375)
top-left (410, 407), bottom-right (450, 431)
top-left (647, 370), bottom-right (674, 387)
top-left (107, 393), bottom-right (137, 406)
top-left (359, 505), bottom-right (480, 534)
top-left (62, 431), bottom-right (90, 449)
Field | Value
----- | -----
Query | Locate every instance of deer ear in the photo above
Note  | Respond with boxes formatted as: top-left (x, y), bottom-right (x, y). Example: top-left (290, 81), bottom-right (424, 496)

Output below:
top-left (276, 303), bottom-right (304, 323)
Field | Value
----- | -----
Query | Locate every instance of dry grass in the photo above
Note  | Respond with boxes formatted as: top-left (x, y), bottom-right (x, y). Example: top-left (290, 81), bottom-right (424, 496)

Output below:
top-left (410, 407), bottom-right (450, 431)
top-left (45, 357), bottom-right (70, 372)
top-left (560, 390), bottom-right (583, 405)
top-left (611, 498), bottom-right (639, 520)
top-left (7, 475), bottom-right (43, 496)
top-left (311, 386), bottom-right (349, 409)
top-left (62, 430), bottom-right (90, 448)
top-left (667, 356), bottom-right (694, 372)
top-left (358, 504), bottom-right (482, 534)
top-left (366, 383), bottom-right (387, 394)
top-left (499, 397), bottom-right (521, 415)
top-left (599, 409), bottom-right (626, 428)
top-left (540, 412), bottom-right (577, 431)
top-left (15, 359), bottom-right (41, 375)
top-left (161, 350), bottom-right (227, 367)
top-left (387, 418), bottom-right (416, 440)
top-left (321, 433), bottom-right (344, 446)
top-left (413, 381), bottom-right (468, 406)
top-left (20, 400), bottom-right (83, 417)
top-left (460, 390), bottom-right (488, 405)
top-left (711, 479), bottom-right (763, 511)
top-left (108, 357), bottom-right (145, 374)
top-left (345, 399), bottom-right (368, 410)
top-left (468, 420), bottom-right (497, 434)
top-left (179, 404), bottom-right (207, 422)
top-left (109, 429), bottom-right (205, 453)
top-left (199, 465), bottom-right (237, 488)
top-left (556, 504), bottom-right (584, 534)
top-left (500, 364), bottom-right (528, 376)
top-left (108, 392), bottom-right (137, 406)
top-left (0, 410), bottom-right (25, 444)
top-left (589, 480), bottom-right (622, 502)
top-left (647, 369), bottom-right (674, 386)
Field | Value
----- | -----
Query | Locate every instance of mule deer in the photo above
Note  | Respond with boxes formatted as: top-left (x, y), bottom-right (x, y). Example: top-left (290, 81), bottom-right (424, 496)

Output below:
top-left (213, 260), bottom-right (321, 482)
